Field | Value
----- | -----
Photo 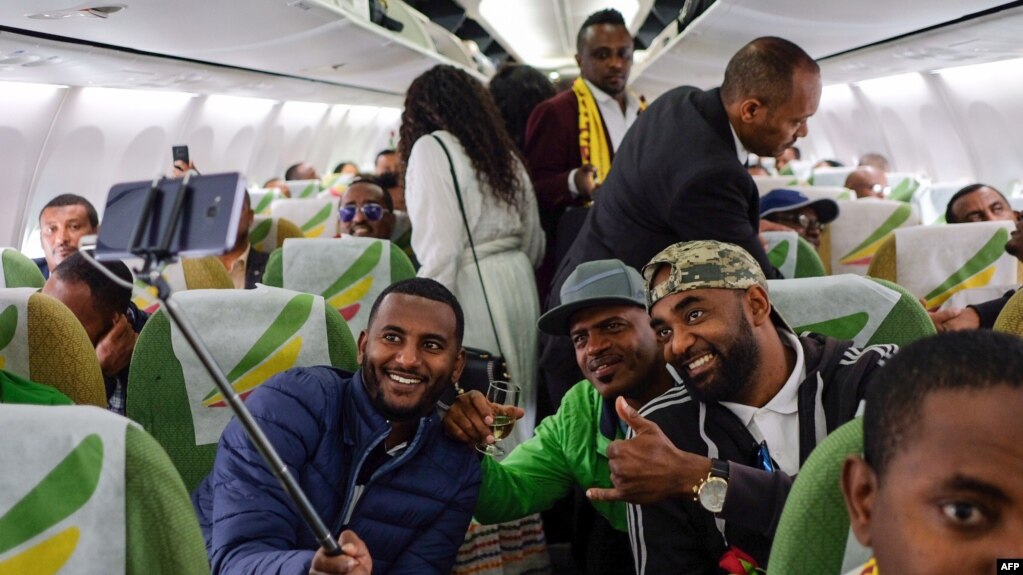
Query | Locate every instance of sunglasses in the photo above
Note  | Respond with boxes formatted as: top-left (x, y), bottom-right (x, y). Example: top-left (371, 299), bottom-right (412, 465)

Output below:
top-left (339, 203), bottom-right (385, 222)
top-left (769, 213), bottom-right (825, 231)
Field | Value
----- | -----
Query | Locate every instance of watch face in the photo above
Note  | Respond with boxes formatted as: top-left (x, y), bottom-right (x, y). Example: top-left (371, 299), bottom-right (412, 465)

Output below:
top-left (698, 477), bottom-right (728, 513)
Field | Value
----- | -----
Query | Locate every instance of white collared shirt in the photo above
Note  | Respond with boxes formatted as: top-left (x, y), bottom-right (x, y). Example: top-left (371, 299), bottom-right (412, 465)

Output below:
top-left (728, 121), bottom-right (750, 167)
top-left (719, 329), bottom-right (806, 475)
top-left (567, 80), bottom-right (642, 196)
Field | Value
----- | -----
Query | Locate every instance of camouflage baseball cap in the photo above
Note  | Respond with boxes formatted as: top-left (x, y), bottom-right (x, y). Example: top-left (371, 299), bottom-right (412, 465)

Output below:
top-left (642, 240), bottom-right (768, 308)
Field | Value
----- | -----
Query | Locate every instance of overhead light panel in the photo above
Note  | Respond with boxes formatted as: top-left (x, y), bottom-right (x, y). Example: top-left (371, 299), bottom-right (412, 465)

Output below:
top-left (26, 3), bottom-right (126, 19)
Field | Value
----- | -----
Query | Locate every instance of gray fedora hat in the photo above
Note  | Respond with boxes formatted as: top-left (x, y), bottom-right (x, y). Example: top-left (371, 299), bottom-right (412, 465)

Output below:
top-left (537, 259), bottom-right (646, 335)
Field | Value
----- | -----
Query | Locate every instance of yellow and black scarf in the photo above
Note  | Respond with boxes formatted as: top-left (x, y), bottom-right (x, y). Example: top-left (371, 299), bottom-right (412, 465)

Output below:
top-left (572, 77), bottom-right (646, 185)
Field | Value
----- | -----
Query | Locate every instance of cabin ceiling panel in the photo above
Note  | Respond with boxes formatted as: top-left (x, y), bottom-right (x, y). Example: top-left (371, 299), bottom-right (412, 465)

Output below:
top-left (631, 0), bottom-right (1011, 100)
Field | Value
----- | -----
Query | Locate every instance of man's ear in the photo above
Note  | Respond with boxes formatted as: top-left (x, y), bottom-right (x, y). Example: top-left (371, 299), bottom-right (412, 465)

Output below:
top-left (738, 98), bottom-right (763, 123)
top-left (840, 454), bottom-right (878, 548)
top-left (451, 346), bottom-right (467, 386)
top-left (746, 285), bottom-right (772, 327)
top-left (356, 330), bottom-right (367, 365)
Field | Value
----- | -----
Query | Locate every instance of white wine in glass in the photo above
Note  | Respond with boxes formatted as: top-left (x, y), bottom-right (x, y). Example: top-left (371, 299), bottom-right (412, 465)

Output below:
top-left (477, 380), bottom-right (520, 457)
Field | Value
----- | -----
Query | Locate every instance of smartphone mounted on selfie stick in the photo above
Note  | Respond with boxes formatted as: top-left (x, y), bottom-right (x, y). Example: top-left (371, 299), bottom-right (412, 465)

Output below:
top-left (95, 173), bottom-right (343, 557)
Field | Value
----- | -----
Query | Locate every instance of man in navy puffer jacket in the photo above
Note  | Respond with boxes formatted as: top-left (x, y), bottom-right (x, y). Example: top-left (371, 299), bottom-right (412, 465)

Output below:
top-left (194, 278), bottom-right (481, 574)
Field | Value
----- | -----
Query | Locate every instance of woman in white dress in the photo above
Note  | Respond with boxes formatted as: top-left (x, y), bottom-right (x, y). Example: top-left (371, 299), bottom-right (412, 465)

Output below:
top-left (399, 65), bottom-right (545, 449)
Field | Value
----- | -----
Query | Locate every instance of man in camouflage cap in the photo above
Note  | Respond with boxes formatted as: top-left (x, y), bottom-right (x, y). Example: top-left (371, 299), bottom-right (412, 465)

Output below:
top-left (588, 240), bottom-right (892, 574)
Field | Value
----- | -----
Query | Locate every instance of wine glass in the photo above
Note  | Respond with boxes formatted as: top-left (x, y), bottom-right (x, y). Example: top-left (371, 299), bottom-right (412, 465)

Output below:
top-left (476, 380), bottom-right (520, 457)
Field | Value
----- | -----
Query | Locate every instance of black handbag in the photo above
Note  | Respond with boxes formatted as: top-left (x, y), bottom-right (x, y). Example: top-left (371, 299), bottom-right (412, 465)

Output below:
top-left (430, 134), bottom-right (511, 408)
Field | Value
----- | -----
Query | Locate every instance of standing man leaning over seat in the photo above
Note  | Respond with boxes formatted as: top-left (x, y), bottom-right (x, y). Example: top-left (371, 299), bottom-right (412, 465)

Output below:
top-left (587, 241), bottom-right (891, 574)
top-left (43, 252), bottom-right (147, 415)
top-left (33, 193), bottom-right (99, 279)
top-left (541, 37), bottom-right (822, 409)
top-left (444, 260), bottom-right (673, 575)
top-left (194, 278), bottom-right (480, 575)
top-left (524, 8), bottom-right (644, 302)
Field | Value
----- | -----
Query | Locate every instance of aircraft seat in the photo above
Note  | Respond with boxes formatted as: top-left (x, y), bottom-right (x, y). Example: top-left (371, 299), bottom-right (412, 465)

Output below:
top-left (808, 166), bottom-right (856, 187)
top-left (769, 418), bottom-right (870, 575)
top-left (283, 179), bottom-right (323, 199)
top-left (248, 215), bottom-right (304, 254)
top-left (761, 231), bottom-right (826, 278)
top-left (130, 256), bottom-right (234, 314)
top-left (752, 175), bottom-right (801, 196)
top-left (0, 288), bottom-right (106, 406)
top-left (768, 275), bottom-right (935, 348)
top-left (250, 187), bottom-right (287, 215)
top-left (270, 197), bottom-right (340, 239)
top-left (910, 181), bottom-right (969, 225)
top-left (777, 185), bottom-right (853, 202)
top-left (866, 221), bottom-right (1021, 309)
top-left (0, 404), bottom-right (208, 575)
top-left (263, 237), bottom-right (416, 336)
top-left (0, 247), bottom-right (45, 288)
top-left (819, 200), bottom-right (919, 276)
top-left (126, 286), bottom-right (357, 491)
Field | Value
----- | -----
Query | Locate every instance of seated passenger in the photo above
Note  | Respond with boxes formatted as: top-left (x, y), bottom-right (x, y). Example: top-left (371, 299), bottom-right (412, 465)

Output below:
top-left (194, 278), bottom-right (480, 574)
top-left (841, 331), bottom-right (1023, 574)
top-left (43, 252), bottom-right (147, 414)
top-left (815, 159), bottom-right (844, 168)
top-left (759, 188), bottom-right (839, 248)
top-left (337, 177), bottom-right (396, 240)
top-left (443, 259), bottom-right (673, 575)
top-left (264, 177), bottom-right (291, 198)
top-left (931, 184), bottom-right (1020, 331)
top-left (944, 183), bottom-right (1017, 223)
top-left (33, 193), bottom-right (99, 279)
top-left (0, 369), bottom-right (72, 405)
top-left (333, 160), bottom-right (359, 178)
top-left (219, 191), bottom-right (268, 289)
top-left (587, 240), bottom-right (892, 573)
top-left (844, 166), bottom-right (889, 199)
top-left (774, 146), bottom-right (800, 174)
top-left (747, 163), bottom-right (770, 177)
top-left (285, 161), bottom-right (319, 182)
top-left (857, 152), bottom-right (891, 172)
top-left (374, 148), bottom-right (399, 178)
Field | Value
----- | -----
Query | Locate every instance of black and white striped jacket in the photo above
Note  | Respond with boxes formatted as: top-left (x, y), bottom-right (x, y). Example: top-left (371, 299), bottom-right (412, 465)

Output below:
top-left (626, 333), bottom-right (894, 574)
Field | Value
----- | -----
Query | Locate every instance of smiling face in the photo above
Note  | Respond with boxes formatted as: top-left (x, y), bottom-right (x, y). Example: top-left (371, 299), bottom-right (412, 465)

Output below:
top-left (576, 23), bottom-right (634, 97)
top-left (339, 182), bottom-right (395, 239)
top-left (648, 280), bottom-right (762, 404)
top-left (843, 387), bottom-right (1023, 574)
top-left (358, 293), bottom-right (465, 422)
top-left (40, 205), bottom-right (97, 271)
top-left (568, 304), bottom-right (662, 403)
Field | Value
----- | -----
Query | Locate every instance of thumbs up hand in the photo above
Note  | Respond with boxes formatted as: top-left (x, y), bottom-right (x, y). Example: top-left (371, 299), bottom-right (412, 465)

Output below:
top-left (586, 397), bottom-right (712, 505)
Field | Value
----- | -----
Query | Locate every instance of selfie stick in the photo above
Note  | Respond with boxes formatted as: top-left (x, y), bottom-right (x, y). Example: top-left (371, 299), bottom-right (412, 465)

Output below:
top-left (131, 175), bottom-right (343, 557)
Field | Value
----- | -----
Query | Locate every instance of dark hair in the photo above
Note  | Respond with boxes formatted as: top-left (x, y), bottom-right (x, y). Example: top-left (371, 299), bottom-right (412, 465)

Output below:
top-left (333, 161), bottom-right (357, 174)
top-left (284, 163), bottom-right (309, 181)
top-left (721, 37), bottom-right (819, 108)
top-left (488, 63), bottom-right (555, 152)
top-left (817, 159), bottom-right (844, 168)
top-left (375, 149), bottom-right (396, 164)
top-left (944, 183), bottom-right (1007, 224)
top-left (864, 331), bottom-right (1023, 479)
top-left (576, 8), bottom-right (627, 53)
top-left (789, 146), bottom-right (802, 159)
top-left (857, 152), bottom-right (891, 172)
top-left (367, 277), bottom-right (464, 344)
top-left (375, 171), bottom-right (400, 191)
top-left (39, 194), bottom-right (99, 229)
top-left (345, 176), bottom-right (394, 212)
top-left (51, 251), bottom-right (132, 318)
top-left (398, 65), bottom-right (526, 208)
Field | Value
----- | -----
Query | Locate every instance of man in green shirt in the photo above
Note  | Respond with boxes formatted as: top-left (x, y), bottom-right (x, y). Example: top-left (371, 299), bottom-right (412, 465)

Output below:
top-left (443, 259), bottom-right (674, 574)
top-left (0, 369), bottom-right (73, 405)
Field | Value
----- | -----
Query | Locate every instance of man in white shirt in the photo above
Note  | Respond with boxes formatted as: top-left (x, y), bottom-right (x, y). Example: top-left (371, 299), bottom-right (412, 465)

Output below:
top-left (587, 240), bottom-right (891, 574)
top-left (523, 8), bottom-right (643, 304)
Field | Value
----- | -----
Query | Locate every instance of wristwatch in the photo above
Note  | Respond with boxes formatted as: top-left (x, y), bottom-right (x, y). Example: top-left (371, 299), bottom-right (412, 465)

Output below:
top-left (692, 459), bottom-right (730, 513)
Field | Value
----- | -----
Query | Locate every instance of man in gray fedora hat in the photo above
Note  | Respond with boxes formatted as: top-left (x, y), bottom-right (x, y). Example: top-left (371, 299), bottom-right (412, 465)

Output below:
top-left (443, 259), bottom-right (674, 574)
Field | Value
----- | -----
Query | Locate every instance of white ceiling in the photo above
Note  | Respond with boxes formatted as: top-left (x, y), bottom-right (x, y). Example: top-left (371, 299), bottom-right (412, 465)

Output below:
top-left (631, 0), bottom-right (1014, 100)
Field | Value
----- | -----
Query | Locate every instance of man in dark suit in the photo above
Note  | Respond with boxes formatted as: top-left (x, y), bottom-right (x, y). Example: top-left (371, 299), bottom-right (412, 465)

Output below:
top-left (524, 8), bottom-right (643, 303)
top-left (540, 37), bottom-right (822, 408)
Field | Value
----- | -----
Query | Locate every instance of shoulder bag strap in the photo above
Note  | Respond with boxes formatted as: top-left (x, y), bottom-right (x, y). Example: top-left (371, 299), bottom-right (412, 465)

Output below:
top-left (430, 134), bottom-right (506, 358)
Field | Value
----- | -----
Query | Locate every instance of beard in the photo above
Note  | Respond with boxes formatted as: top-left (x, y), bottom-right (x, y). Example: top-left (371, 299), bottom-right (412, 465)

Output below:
top-left (361, 354), bottom-right (443, 423)
top-left (682, 313), bottom-right (761, 404)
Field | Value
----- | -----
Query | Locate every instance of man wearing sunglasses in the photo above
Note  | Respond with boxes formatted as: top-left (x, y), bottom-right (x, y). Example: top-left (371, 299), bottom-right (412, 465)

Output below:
top-left (337, 177), bottom-right (397, 240)
top-left (759, 189), bottom-right (839, 248)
